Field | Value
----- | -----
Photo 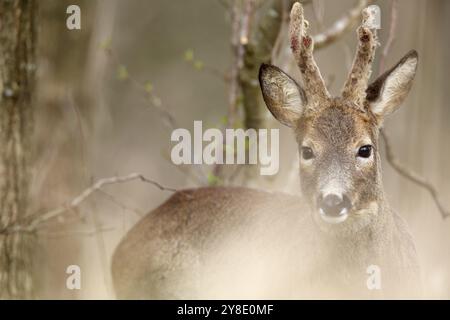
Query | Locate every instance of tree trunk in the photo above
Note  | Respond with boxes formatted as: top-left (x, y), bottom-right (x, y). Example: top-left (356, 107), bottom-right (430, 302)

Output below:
top-left (0, 0), bottom-right (37, 299)
top-left (240, 0), bottom-right (284, 131)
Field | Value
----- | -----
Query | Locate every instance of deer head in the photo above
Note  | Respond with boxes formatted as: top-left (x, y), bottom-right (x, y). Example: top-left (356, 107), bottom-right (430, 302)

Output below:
top-left (259, 3), bottom-right (418, 234)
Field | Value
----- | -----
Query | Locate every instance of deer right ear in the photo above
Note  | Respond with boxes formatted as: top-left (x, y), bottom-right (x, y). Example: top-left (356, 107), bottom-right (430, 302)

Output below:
top-left (366, 50), bottom-right (418, 120)
top-left (259, 64), bottom-right (306, 127)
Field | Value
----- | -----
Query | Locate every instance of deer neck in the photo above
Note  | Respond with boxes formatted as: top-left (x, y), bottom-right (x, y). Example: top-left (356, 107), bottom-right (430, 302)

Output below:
top-left (313, 193), bottom-right (394, 248)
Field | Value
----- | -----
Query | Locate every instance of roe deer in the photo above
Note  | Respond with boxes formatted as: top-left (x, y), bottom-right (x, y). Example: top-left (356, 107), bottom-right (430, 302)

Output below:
top-left (112, 3), bottom-right (420, 299)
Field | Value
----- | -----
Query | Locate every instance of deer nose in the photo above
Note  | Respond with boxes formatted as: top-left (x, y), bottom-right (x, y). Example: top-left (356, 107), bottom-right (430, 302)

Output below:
top-left (318, 194), bottom-right (352, 218)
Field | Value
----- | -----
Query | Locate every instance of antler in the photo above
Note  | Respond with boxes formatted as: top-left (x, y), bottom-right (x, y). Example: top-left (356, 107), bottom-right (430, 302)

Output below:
top-left (342, 7), bottom-right (379, 106)
top-left (289, 2), bottom-right (329, 105)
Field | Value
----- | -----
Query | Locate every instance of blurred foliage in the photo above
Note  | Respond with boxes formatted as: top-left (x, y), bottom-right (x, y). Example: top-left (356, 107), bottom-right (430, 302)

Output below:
top-left (116, 65), bottom-right (129, 80)
top-left (207, 172), bottom-right (221, 186)
top-left (184, 48), bottom-right (205, 71)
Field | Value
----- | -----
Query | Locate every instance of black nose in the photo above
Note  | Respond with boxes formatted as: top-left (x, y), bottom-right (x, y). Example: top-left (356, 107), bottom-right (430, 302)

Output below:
top-left (318, 194), bottom-right (352, 217)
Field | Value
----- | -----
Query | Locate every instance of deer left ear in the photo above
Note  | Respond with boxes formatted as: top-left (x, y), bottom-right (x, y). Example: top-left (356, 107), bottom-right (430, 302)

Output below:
top-left (366, 50), bottom-right (418, 119)
top-left (259, 64), bottom-right (306, 127)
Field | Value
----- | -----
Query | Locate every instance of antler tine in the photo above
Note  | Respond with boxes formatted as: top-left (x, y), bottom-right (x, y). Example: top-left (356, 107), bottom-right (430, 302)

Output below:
top-left (342, 7), bottom-right (379, 106)
top-left (289, 2), bottom-right (329, 104)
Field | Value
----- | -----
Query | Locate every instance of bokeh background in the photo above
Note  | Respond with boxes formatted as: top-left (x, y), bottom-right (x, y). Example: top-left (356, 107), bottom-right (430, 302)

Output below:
top-left (32, 0), bottom-right (450, 298)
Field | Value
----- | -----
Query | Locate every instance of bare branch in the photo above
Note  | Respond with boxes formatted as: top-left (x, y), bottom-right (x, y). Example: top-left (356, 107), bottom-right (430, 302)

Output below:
top-left (378, 0), bottom-right (398, 74)
top-left (202, 65), bottom-right (229, 82)
top-left (271, 0), bottom-right (291, 63)
top-left (311, 0), bottom-right (325, 31)
top-left (104, 47), bottom-right (178, 131)
top-left (227, 2), bottom-right (243, 127)
top-left (1, 173), bottom-right (178, 234)
top-left (381, 130), bottom-right (449, 219)
top-left (313, 0), bottom-right (372, 50)
top-left (104, 46), bottom-right (208, 185)
top-left (97, 189), bottom-right (145, 217)
top-left (37, 226), bottom-right (115, 239)
top-left (240, 0), bottom-right (256, 46)
top-left (216, 0), bottom-right (231, 10)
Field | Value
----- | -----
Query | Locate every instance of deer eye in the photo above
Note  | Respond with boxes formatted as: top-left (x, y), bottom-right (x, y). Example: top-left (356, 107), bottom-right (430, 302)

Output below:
top-left (357, 145), bottom-right (372, 158)
top-left (301, 147), bottom-right (315, 160)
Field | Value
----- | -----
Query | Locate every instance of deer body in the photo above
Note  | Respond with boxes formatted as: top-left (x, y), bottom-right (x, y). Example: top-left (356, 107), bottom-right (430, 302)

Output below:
top-left (112, 187), bottom-right (419, 299)
top-left (112, 3), bottom-right (421, 299)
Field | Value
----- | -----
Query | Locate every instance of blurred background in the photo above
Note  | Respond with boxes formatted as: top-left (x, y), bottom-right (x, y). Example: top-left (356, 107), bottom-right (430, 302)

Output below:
top-left (18, 0), bottom-right (450, 298)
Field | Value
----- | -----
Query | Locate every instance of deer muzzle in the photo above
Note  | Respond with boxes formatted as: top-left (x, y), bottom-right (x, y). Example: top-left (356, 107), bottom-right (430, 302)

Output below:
top-left (317, 193), bottom-right (352, 224)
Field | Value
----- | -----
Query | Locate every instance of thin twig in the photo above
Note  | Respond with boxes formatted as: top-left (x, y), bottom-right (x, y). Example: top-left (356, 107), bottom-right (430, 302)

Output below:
top-left (271, 0), bottom-right (290, 63)
top-left (381, 131), bottom-right (449, 219)
top-left (216, 0), bottom-right (231, 10)
top-left (105, 48), bottom-right (178, 131)
top-left (1, 173), bottom-right (178, 234)
top-left (240, 0), bottom-right (256, 46)
top-left (378, 0), bottom-right (398, 73)
top-left (202, 65), bottom-right (230, 82)
top-left (104, 46), bottom-right (207, 184)
top-left (97, 189), bottom-right (145, 217)
top-left (312, 0), bottom-right (325, 32)
top-left (228, 1), bottom-right (245, 127)
top-left (313, 0), bottom-right (372, 50)
top-left (37, 226), bottom-right (115, 239)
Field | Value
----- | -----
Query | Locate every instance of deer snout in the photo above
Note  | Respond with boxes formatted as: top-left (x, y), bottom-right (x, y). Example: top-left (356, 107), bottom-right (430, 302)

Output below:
top-left (317, 194), bottom-right (352, 224)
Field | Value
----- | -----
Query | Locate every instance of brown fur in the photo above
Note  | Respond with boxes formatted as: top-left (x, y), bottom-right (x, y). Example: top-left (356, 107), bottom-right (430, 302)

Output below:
top-left (112, 187), bottom-right (420, 299)
top-left (295, 100), bottom-right (381, 229)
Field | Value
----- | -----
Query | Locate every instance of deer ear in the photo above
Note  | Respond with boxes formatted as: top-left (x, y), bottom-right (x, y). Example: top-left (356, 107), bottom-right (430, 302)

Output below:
top-left (259, 64), bottom-right (306, 127)
top-left (366, 50), bottom-right (418, 119)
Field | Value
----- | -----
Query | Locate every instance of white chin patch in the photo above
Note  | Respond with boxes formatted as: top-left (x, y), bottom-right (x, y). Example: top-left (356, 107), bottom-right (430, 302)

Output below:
top-left (319, 208), bottom-right (349, 224)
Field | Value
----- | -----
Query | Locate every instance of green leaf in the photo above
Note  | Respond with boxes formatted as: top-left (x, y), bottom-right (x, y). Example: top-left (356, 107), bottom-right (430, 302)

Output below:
top-left (207, 173), bottom-right (221, 186)
top-left (117, 65), bottom-right (129, 80)
top-left (194, 60), bottom-right (204, 70)
top-left (100, 38), bottom-right (111, 50)
top-left (184, 49), bottom-right (194, 62)
top-left (144, 81), bottom-right (153, 93)
top-left (233, 120), bottom-right (244, 129)
top-left (220, 115), bottom-right (228, 126)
